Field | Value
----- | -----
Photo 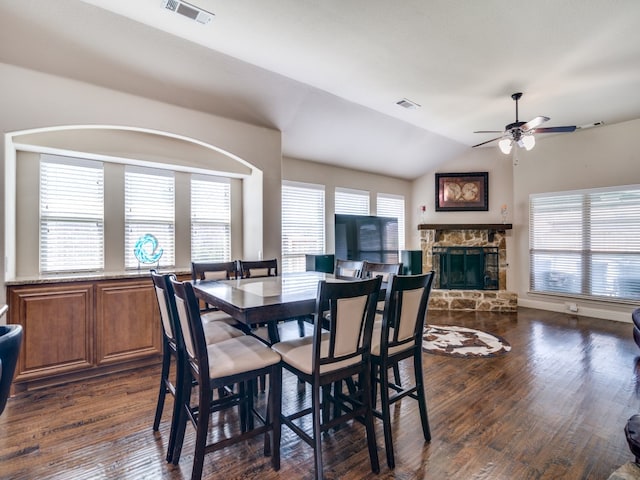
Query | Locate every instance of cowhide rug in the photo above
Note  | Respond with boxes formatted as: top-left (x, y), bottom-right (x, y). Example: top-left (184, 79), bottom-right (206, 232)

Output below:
top-left (422, 324), bottom-right (511, 358)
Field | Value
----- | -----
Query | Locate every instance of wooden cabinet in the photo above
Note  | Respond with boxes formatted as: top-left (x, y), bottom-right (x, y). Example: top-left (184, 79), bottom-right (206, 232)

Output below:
top-left (96, 280), bottom-right (161, 365)
top-left (8, 283), bottom-right (94, 381)
top-left (7, 276), bottom-right (162, 390)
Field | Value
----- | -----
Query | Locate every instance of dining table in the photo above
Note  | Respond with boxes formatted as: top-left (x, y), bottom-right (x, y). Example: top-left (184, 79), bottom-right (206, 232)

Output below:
top-left (192, 271), bottom-right (339, 343)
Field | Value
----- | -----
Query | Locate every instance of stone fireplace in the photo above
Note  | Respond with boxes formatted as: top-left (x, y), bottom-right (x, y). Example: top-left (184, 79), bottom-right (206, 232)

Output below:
top-left (420, 224), bottom-right (517, 312)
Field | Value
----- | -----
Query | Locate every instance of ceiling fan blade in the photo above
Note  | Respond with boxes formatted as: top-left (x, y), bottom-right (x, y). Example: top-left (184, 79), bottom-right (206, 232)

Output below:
top-left (521, 116), bottom-right (550, 132)
top-left (532, 126), bottom-right (577, 133)
top-left (474, 130), bottom-right (503, 134)
top-left (472, 136), bottom-right (503, 148)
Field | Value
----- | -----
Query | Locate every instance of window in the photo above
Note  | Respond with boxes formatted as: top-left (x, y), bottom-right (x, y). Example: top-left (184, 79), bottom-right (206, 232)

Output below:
top-left (376, 193), bottom-right (405, 251)
top-left (40, 155), bottom-right (104, 273)
top-left (335, 187), bottom-right (369, 215)
top-left (282, 181), bottom-right (325, 273)
top-left (530, 186), bottom-right (640, 301)
top-left (125, 167), bottom-right (175, 268)
top-left (191, 175), bottom-right (231, 262)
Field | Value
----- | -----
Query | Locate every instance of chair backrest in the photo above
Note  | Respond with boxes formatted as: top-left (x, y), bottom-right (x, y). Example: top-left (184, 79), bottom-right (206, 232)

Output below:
top-left (378, 272), bottom-right (434, 355)
top-left (171, 278), bottom-right (208, 376)
top-left (361, 261), bottom-right (403, 283)
top-left (313, 276), bottom-right (382, 371)
top-left (334, 259), bottom-right (364, 279)
top-left (191, 261), bottom-right (238, 282)
top-left (239, 259), bottom-right (278, 278)
top-left (150, 269), bottom-right (179, 345)
top-left (0, 323), bottom-right (23, 416)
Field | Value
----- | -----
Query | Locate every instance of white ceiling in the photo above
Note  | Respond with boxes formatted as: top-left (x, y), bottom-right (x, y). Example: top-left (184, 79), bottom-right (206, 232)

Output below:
top-left (1, 0), bottom-right (639, 179)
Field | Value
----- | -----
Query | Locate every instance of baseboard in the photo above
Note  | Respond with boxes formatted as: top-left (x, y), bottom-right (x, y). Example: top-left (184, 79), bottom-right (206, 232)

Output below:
top-left (518, 297), bottom-right (633, 323)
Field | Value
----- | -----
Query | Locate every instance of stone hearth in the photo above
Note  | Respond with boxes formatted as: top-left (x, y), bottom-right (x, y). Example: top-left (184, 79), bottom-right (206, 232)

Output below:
top-left (419, 224), bottom-right (517, 312)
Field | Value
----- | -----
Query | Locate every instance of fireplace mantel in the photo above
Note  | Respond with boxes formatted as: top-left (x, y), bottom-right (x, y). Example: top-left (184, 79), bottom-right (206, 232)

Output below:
top-left (418, 223), bottom-right (512, 242)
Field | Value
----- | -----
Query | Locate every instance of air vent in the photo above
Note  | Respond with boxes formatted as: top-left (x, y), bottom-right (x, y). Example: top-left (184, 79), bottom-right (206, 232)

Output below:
top-left (396, 98), bottom-right (421, 109)
top-left (162, 0), bottom-right (214, 24)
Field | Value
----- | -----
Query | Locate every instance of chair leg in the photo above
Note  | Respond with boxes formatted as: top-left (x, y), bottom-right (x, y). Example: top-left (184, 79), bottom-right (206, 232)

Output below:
top-left (392, 364), bottom-right (402, 387)
top-left (240, 381), bottom-right (248, 433)
top-left (153, 349), bottom-right (171, 431)
top-left (362, 362), bottom-right (380, 474)
top-left (165, 356), bottom-right (184, 463)
top-left (371, 364), bottom-right (379, 409)
top-left (379, 360), bottom-right (395, 469)
top-left (269, 365), bottom-right (282, 470)
top-left (191, 385), bottom-right (213, 480)
top-left (311, 384), bottom-right (324, 480)
top-left (413, 351), bottom-right (431, 442)
top-left (170, 371), bottom-right (192, 465)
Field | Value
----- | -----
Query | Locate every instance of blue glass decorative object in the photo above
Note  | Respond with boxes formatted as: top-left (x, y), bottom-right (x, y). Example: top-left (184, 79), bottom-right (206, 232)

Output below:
top-left (134, 234), bottom-right (164, 266)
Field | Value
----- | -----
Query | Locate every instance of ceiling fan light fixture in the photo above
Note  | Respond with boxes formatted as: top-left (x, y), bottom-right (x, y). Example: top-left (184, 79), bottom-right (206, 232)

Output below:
top-left (521, 134), bottom-right (535, 151)
top-left (498, 138), bottom-right (513, 154)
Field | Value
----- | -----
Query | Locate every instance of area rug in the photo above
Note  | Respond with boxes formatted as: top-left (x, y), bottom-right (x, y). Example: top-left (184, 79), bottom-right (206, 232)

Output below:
top-left (422, 324), bottom-right (511, 358)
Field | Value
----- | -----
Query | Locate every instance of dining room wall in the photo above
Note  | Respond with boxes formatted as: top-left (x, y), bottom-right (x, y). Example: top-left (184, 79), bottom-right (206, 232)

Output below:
top-left (0, 62), bottom-right (282, 304)
top-left (282, 156), bottom-right (413, 254)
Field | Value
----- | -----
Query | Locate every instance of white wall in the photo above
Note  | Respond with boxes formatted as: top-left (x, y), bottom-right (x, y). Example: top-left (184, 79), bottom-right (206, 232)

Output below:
top-left (513, 119), bottom-right (640, 321)
top-left (0, 63), bottom-right (282, 304)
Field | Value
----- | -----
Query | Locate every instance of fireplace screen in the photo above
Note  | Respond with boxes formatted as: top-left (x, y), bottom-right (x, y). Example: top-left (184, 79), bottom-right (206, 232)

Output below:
top-left (432, 246), bottom-right (499, 290)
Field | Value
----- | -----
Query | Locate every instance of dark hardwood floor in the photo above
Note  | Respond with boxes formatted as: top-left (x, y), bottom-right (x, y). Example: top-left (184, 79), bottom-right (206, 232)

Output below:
top-left (1, 307), bottom-right (639, 479)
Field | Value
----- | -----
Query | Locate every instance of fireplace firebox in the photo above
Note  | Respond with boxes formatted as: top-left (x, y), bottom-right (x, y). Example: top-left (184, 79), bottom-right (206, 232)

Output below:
top-left (432, 246), bottom-right (499, 290)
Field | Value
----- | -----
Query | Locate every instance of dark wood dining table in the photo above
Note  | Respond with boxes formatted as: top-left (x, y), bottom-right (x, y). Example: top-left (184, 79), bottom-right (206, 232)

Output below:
top-left (192, 271), bottom-right (338, 343)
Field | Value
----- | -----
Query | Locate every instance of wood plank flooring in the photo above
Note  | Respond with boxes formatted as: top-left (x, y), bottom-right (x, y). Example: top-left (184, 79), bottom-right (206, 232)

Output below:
top-left (1, 307), bottom-right (639, 479)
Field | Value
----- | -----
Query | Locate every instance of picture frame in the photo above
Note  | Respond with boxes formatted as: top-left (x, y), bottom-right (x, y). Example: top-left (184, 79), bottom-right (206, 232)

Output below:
top-left (435, 172), bottom-right (488, 211)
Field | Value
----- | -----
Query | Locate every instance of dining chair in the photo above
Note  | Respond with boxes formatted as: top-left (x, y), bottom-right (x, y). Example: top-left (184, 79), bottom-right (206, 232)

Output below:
top-left (238, 258), bottom-right (278, 278)
top-left (361, 259), bottom-right (404, 315)
top-left (190, 261), bottom-right (242, 327)
top-left (0, 305), bottom-right (23, 417)
top-left (169, 277), bottom-right (282, 480)
top-left (370, 271), bottom-right (434, 469)
top-left (334, 259), bottom-right (364, 279)
top-left (150, 270), bottom-right (244, 462)
top-left (361, 260), bottom-right (403, 282)
top-left (272, 276), bottom-right (382, 480)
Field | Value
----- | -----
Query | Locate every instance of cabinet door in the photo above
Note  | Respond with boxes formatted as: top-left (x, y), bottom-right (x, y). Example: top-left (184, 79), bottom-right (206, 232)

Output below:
top-left (95, 280), bottom-right (161, 365)
top-left (9, 284), bottom-right (94, 381)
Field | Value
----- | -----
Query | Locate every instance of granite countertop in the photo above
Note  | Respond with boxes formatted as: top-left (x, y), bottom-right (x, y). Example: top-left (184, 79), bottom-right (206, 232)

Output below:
top-left (5, 268), bottom-right (192, 286)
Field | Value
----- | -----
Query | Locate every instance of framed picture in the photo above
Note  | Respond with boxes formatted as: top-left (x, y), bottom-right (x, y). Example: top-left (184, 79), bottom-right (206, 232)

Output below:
top-left (435, 172), bottom-right (488, 211)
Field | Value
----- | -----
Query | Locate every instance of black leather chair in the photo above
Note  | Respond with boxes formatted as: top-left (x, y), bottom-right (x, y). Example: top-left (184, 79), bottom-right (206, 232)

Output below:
top-left (632, 308), bottom-right (640, 349)
top-left (0, 305), bottom-right (23, 416)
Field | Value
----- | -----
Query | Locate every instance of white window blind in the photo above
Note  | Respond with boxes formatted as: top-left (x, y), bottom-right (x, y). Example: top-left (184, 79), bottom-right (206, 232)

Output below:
top-left (282, 181), bottom-right (325, 273)
top-left (40, 155), bottom-right (104, 273)
top-left (530, 185), bottom-right (640, 301)
top-left (377, 193), bottom-right (405, 251)
top-left (125, 167), bottom-right (175, 268)
top-left (335, 187), bottom-right (369, 215)
top-left (191, 175), bottom-right (231, 262)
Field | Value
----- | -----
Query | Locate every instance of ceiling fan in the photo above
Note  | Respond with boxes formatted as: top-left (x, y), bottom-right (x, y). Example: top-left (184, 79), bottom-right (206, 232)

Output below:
top-left (472, 92), bottom-right (577, 154)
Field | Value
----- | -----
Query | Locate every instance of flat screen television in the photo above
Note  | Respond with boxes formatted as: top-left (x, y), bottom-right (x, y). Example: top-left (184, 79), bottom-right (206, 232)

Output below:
top-left (334, 214), bottom-right (399, 263)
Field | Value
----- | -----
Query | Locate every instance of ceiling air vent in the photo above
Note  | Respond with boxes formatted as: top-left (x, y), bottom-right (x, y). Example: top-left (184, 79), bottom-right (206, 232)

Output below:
top-left (162, 0), bottom-right (214, 24)
top-left (396, 98), bottom-right (421, 109)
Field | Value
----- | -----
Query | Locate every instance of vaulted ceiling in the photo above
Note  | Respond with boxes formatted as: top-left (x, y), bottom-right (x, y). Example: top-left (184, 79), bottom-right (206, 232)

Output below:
top-left (1, 0), bottom-right (639, 179)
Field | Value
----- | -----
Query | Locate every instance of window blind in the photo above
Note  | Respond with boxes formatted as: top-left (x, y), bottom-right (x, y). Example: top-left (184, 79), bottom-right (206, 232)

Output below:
top-left (529, 186), bottom-right (640, 301)
top-left (40, 155), bottom-right (104, 273)
top-left (125, 167), bottom-right (175, 268)
top-left (335, 187), bottom-right (369, 215)
top-left (377, 193), bottom-right (405, 250)
top-left (191, 175), bottom-right (231, 262)
top-left (282, 181), bottom-right (325, 273)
